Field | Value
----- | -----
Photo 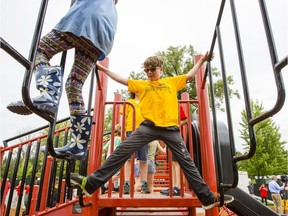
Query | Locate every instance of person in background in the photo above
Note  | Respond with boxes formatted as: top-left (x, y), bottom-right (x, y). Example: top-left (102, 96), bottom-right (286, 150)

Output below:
top-left (70, 52), bottom-right (234, 209)
top-left (5, 186), bottom-right (25, 216)
top-left (101, 124), bottom-right (122, 194)
top-left (15, 181), bottom-right (22, 197)
top-left (160, 105), bottom-right (188, 196)
top-left (134, 140), bottom-right (166, 192)
top-left (7, 0), bottom-right (119, 161)
top-left (1, 178), bottom-right (11, 215)
top-left (120, 92), bottom-right (150, 194)
top-left (247, 182), bottom-right (254, 196)
top-left (268, 175), bottom-right (285, 214)
top-left (147, 140), bottom-right (166, 192)
top-left (259, 183), bottom-right (268, 206)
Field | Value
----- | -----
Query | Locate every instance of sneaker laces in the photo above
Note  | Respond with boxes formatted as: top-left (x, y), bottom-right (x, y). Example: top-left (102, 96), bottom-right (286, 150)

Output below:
top-left (213, 193), bottom-right (221, 206)
top-left (214, 193), bottom-right (220, 202)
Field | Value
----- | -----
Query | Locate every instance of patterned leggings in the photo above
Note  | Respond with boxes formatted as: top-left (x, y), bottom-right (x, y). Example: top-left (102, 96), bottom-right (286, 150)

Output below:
top-left (35, 30), bottom-right (101, 115)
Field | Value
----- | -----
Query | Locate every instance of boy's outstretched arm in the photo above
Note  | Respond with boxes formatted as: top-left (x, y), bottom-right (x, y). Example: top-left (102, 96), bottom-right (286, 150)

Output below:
top-left (186, 51), bottom-right (212, 81)
top-left (96, 63), bottom-right (128, 86)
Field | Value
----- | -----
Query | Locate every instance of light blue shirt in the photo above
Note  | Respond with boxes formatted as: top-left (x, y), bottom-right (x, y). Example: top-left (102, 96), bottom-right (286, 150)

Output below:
top-left (54, 0), bottom-right (117, 60)
top-left (268, 180), bottom-right (284, 194)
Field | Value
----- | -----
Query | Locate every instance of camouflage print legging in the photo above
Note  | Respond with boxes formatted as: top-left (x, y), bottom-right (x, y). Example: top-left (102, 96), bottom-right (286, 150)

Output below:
top-left (35, 30), bottom-right (101, 115)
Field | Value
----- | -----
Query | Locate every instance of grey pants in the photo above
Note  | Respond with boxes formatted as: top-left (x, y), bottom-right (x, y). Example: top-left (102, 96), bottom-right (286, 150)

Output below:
top-left (87, 121), bottom-right (214, 205)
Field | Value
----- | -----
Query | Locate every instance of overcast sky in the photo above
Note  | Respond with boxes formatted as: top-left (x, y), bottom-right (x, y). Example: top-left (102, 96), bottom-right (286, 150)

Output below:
top-left (1, 0), bottom-right (287, 152)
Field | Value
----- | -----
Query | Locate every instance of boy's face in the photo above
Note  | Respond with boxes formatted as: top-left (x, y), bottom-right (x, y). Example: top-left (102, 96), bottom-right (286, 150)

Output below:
top-left (144, 66), bottom-right (163, 81)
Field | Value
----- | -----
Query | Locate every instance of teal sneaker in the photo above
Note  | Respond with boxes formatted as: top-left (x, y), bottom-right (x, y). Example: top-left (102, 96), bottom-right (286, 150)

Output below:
top-left (141, 182), bottom-right (151, 194)
top-left (123, 183), bottom-right (130, 194)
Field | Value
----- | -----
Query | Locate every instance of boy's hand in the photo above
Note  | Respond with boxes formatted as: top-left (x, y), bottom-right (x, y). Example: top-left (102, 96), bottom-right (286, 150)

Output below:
top-left (201, 51), bottom-right (214, 62)
top-left (186, 51), bottom-right (214, 81)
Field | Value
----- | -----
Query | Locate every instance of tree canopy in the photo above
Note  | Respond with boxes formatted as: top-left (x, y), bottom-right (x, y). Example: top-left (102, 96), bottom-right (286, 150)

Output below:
top-left (238, 100), bottom-right (288, 179)
top-left (117, 45), bottom-right (240, 112)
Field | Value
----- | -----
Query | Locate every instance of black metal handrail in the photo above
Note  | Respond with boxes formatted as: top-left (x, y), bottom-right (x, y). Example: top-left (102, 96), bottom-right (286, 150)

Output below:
top-left (0, 0), bottom-right (94, 208)
top-left (1, 115), bottom-right (115, 215)
top-left (248, 1), bottom-right (287, 126)
top-left (205, 0), bottom-right (287, 193)
top-left (2, 116), bottom-right (70, 147)
top-left (0, 37), bottom-right (31, 69)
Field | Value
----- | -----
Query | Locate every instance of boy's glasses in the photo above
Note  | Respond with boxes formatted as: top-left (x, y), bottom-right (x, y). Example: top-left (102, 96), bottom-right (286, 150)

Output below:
top-left (144, 67), bottom-right (159, 73)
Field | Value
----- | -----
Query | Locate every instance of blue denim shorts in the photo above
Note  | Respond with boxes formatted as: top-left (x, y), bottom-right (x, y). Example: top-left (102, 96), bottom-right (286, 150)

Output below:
top-left (134, 160), bottom-right (156, 177)
top-left (126, 131), bottom-right (148, 161)
top-left (148, 160), bottom-right (156, 174)
top-left (134, 163), bottom-right (139, 177)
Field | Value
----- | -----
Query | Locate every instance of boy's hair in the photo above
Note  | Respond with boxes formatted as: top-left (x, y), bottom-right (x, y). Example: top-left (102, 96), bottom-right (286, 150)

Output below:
top-left (114, 124), bottom-right (121, 136)
top-left (129, 92), bottom-right (135, 99)
top-left (143, 56), bottom-right (163, 68)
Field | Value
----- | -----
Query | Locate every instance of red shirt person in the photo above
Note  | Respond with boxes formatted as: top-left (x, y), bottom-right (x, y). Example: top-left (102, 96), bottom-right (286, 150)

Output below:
top-left (259, 183), bottom-right (268, 206)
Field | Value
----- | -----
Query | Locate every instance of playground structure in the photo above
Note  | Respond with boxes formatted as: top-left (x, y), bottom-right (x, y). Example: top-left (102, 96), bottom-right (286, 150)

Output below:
top-left (1, 0), bottom-right (287, 216)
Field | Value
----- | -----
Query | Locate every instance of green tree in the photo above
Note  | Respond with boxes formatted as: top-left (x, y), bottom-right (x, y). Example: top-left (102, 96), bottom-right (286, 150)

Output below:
top-left (238, 100), bottom-right (288, 180)
top-left (121, 45), bottom-right (240, 111)
top-left (2, 130), bottom-right (40, 179)
top-left (104, 45), bottom-right (240, 131)
top-left (115, 89), bottom-right (130, 101)
top-left (3, 120), bottom-right (71, 179)
top-left (104, 107), bottom-right (113, 134)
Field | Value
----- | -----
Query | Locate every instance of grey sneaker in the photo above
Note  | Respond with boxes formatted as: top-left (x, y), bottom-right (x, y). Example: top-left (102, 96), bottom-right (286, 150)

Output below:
top-left (70, 173), bottom-right (92, 197)
top-left (123, 183), bottom-right (130, 194)
top-left (202, 193), bottom-right (234, 210)
top-left (160, 188), bottom-right (169, 195)
top-left (141, 182), bottom-right (151, 194)
top-left (101, 185), bottom-right (107, 195)
top-left (160, 186), bottom-right (180, 196)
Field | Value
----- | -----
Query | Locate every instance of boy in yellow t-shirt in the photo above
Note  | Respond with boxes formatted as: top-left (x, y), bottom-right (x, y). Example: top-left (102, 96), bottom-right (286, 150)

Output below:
top-left (71, 52), bottom-right (234, 209)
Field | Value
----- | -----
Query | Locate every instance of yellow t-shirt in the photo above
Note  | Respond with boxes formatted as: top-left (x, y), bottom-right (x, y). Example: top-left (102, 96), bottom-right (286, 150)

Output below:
top-left (128, 75), bottom-right (187, 127)
top-left (120, 98), bottom-right (144, 131)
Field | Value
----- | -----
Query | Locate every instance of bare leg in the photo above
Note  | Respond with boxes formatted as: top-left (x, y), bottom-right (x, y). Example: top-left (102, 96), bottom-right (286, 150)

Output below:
top-left (112, 175), bottom-right (119, 188)
top-left (139, 160), bottom-right (148, 182)
top-left (172, 161), bottom-right (181, 188)
top-left (124, 160), bottom-right (132, 182)
top-left (147, 173), bottom-right (154, 192)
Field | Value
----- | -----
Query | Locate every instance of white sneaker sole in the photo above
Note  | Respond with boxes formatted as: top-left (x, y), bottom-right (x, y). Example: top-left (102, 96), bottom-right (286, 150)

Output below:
top-left (202, 195), bottom-right (234, 210)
